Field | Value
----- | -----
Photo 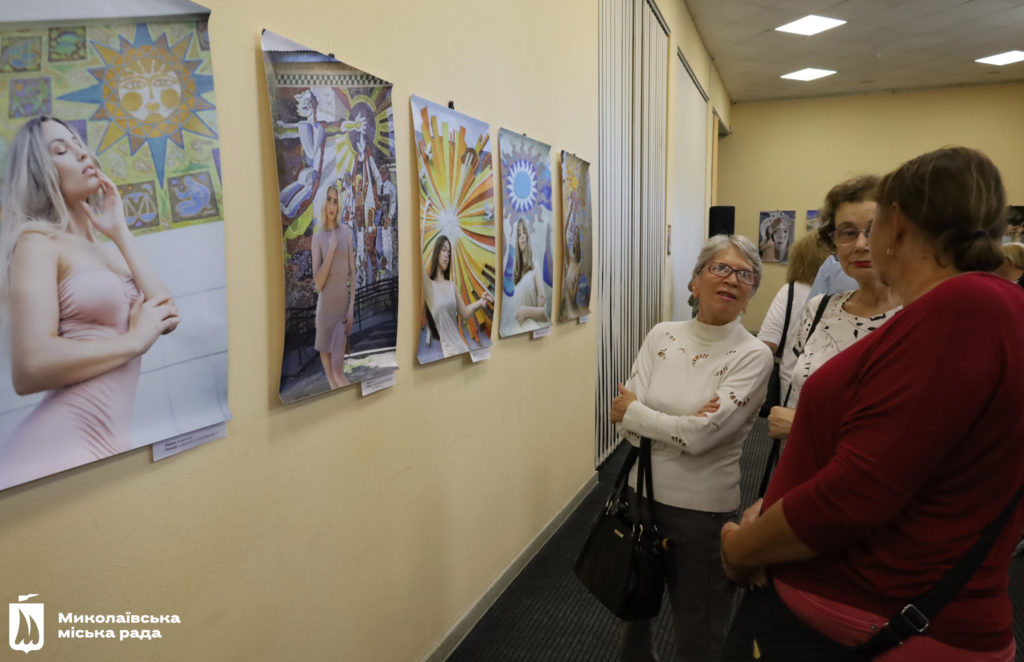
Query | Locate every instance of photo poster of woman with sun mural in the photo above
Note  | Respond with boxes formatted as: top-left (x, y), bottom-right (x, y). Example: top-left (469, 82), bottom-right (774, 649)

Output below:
top-left (498, 129), bottom-right (553, 337)
top-left (0, 8), bottom-right (230, 491)
top-left (410, 95), bottom-right (496, 365)
top-left (559, 151), bottom-right (592, 322)
top-left (262, 31), bottom-right (399, 403)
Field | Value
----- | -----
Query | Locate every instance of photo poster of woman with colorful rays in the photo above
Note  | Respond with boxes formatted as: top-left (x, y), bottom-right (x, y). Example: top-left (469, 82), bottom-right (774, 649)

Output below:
top-left (410, 95), bottom-right (495, 364)
top-left (559, 151), bottom-right (592, 322)
top-left (0, 7), bottom-right (229, 491)
top-left (498, 129), bottom-right (553, 338)
top-left (262, 31), bottom-right (399, 403)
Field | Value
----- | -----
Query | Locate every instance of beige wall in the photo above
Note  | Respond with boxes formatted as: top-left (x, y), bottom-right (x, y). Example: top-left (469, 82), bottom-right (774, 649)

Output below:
top-left (0, 1), bottom-right (598, 661)
top-left (718, 82), bottom-right (1024, 331)
top-left (660, 0), bottom-right (734, 315)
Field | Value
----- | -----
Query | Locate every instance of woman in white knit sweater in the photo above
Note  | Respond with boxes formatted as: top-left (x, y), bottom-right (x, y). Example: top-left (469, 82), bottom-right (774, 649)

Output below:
top-left (611, 234), bottom-right (773, 662)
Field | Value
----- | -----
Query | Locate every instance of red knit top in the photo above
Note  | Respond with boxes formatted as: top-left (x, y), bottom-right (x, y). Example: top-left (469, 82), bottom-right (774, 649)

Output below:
top-left (766, 272), bottom-right (1024, 651)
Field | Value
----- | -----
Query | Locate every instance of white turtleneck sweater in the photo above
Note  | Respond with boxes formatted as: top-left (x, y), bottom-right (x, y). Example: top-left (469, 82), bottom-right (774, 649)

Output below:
top-left (618, 318), bottom-right (773, 512)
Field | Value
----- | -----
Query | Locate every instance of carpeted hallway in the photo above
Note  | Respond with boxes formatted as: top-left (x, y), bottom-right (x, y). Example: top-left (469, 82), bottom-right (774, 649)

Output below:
top-left (448, 417), bottom-right (1024, 661)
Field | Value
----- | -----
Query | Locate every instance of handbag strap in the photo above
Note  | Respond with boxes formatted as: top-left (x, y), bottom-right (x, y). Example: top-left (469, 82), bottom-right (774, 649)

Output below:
top-left (855, 482), bottom-right (1024, 657)
top-left (610, 445), bottom-right (640, 506)
top-left (634, 438), bottom-right (657, 527)
top-left (774, 282), bottom-right (795, 360)
top-left (783, 293), bottom-right (831, 408)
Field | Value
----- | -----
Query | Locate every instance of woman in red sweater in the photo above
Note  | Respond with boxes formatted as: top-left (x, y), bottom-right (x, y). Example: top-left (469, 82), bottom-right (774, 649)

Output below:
top-left (720, 146), bottom-right (1024, 661)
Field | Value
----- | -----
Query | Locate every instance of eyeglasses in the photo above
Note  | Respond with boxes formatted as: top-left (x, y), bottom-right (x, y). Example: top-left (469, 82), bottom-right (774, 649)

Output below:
top-left (831, 226), bottom-right (871, 245)
top-left (706, 262), bottom-right (757, 286)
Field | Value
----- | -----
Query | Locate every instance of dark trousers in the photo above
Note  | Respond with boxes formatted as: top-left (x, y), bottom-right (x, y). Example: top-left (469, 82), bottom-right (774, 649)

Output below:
top-left (619, 495), bottom-right (737, 662)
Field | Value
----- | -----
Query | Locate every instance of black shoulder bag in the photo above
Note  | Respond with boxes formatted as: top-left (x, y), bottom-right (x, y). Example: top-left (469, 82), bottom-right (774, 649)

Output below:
top-left (756, 294), bottom-right (831, 498)
top-left (723, 483), bottom-right (1024, 661)
top-left (574, 438), bottom-right (666, 620)
top-left (758, 283), bottom-right (795, 419)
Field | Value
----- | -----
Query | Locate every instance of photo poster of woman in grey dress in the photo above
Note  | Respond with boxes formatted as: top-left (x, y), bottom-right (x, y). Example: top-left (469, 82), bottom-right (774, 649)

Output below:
top-left (498, 129), bottom-right (553, 338)
top-left (262, 31), bottom-right (399, 403)
top-left (758, 209), bottom-right (796, 264)
top-left (559, 152), bottom-right (592, 322)
top-left (0, 8), bottom-right (229, 491)
top-left (411, 95), bottom-right (496, 364)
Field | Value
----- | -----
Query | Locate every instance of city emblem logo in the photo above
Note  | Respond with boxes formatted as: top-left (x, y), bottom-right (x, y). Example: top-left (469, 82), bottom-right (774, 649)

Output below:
top-left (9, 594), bottom-right (43, 653)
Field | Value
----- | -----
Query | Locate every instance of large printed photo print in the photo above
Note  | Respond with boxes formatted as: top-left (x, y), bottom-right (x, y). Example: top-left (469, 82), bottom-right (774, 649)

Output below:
top-left (0, 16), bottom-right (229, 490)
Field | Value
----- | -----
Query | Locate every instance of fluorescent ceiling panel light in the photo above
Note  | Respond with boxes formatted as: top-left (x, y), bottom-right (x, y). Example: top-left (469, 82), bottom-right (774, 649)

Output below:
top-left (780, 68), bottom-right (836, 81)
top-left (975, 50), bottom-right (1024, 66)
top-left (775, 15), bottom-right (846, 36)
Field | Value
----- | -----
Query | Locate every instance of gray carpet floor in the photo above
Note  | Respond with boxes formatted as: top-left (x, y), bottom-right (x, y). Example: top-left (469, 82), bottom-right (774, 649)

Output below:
top-left (447, 417), bottom-right (1024, 661)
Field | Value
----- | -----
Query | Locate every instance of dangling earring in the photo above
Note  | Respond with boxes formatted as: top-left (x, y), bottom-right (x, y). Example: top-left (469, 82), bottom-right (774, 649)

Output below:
top-left (885, 247), bottom-right (894, 256)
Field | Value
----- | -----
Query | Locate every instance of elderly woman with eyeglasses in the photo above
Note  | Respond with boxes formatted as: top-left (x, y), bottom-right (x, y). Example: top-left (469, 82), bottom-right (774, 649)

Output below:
top-left (609, 234), bottom-right (773, 662)
top-left (766, 176), bottom-right (901, 440)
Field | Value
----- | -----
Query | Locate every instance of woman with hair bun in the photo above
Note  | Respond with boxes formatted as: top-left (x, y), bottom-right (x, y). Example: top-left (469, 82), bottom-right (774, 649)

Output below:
top-left (722, 147), bottom-right (1024, 661)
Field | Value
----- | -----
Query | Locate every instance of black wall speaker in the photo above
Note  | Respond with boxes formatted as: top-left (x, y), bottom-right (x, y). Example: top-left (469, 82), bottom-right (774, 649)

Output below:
top-left (708, 205), bottom-right (735, 237)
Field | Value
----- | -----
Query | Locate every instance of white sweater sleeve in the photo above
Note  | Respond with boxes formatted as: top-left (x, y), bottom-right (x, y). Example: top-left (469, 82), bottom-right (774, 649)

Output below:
top-left (616, 327), bottom-right (657, 448)
top-left (757, 285), bottom-right (788, 346)
top-left (621, 343), bottom-right (773, 456)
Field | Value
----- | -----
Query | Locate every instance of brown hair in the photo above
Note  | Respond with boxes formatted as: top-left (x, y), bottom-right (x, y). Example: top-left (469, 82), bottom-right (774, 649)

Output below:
top-left (786, 232), bottom-right (830, 285)
top-left (876, 147), bottom-right (1005, 272)
top-left (816, 175), bottom-right (880, 251)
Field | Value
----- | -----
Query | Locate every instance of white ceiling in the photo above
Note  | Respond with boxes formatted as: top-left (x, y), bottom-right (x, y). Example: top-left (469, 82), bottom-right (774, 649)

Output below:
top-left (683, 0), bottom-right (1024, 103)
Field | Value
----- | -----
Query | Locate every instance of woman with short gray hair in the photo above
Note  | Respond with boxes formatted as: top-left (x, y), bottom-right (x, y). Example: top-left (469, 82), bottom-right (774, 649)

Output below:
top-left (610, 234), bottom-right (773, 661)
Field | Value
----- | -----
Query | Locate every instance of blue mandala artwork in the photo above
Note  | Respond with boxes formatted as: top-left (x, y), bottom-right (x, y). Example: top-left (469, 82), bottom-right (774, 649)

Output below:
top-left (505, 158), bottom-right (538, 214)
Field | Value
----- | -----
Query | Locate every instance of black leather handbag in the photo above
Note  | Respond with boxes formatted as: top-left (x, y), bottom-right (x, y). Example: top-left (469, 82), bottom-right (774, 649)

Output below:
top-left (574, 438), bottom-right (666, 620)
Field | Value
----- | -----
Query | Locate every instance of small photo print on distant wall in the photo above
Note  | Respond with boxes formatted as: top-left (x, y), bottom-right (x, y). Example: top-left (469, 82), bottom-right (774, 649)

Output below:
top-left (1005, 206), bottom-right (1024, 244)
top-left (759, 210), bottom-right (795, 264)
top-left (806, 209), bottom-right (819, 232)
top-left (560, 151), bottom-right (592, 321)
top-left (498, 129), bottom-right (553, 338)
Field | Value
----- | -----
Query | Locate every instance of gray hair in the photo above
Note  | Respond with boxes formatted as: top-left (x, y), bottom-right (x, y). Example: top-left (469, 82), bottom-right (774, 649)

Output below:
top-left (687, 234), bottom-right (762, 306)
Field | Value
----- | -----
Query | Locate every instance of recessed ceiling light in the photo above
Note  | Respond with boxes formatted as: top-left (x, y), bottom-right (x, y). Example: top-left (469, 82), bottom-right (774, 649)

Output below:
top-left (975, 50), bottom-right (1024, 66)
top-left (775, 15), bottom-right (846, 36)
top-left (781, 68), bottom-right (837, 81)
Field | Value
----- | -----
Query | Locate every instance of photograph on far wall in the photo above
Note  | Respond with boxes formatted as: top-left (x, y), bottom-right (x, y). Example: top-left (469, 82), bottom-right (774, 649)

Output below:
top-left (0, 13), bottom-right (230, 491)
top-left (806, 209), bottom-right (819, 232)
top-left (498, 129), bottom-right (553, 337)
top-left (411, 95), bottom-right (495, 364)
top-left (262, 31), bottom-right (399, 403)
top-left (559, 151), bottom-right (592, 321)
top-left (759, 210), bottom-right (795, 264)
top-left (1005, 205), bottom-right (1024, 244)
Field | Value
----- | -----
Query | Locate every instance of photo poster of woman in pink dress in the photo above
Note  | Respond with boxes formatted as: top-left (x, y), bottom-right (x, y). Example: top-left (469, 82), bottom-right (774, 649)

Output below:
top-left (262, 31), bottom-right (399, 403)
top-left (411, 95), bottom-right (496, 365)
top-left (559, 152), bottom-right (592, 322)
top-left (497, 130), bottom-right (553, 338)
top-left (0, 10), bottom-right (230, 492)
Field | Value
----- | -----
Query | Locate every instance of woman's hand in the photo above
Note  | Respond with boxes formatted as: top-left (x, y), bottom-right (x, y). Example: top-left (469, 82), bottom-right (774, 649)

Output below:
top-left (767, 406), bottom-right (795, 439)
top-left (478, 290), bottom-right (494, 309)
top-left (696, 396), bottom-right (720, 417)
top-left (721, 499), bottom-right (768, 587)
top-left (328, 233), bottom-right (338, 254)
top-left (81, 171), bottom-right (130, 242)
top-left (129, 295), bottom-right (180, 353)
top-left (610, 383), bottom-right (637, 422)
top-left (345, 310), bottom-right (354, 335)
